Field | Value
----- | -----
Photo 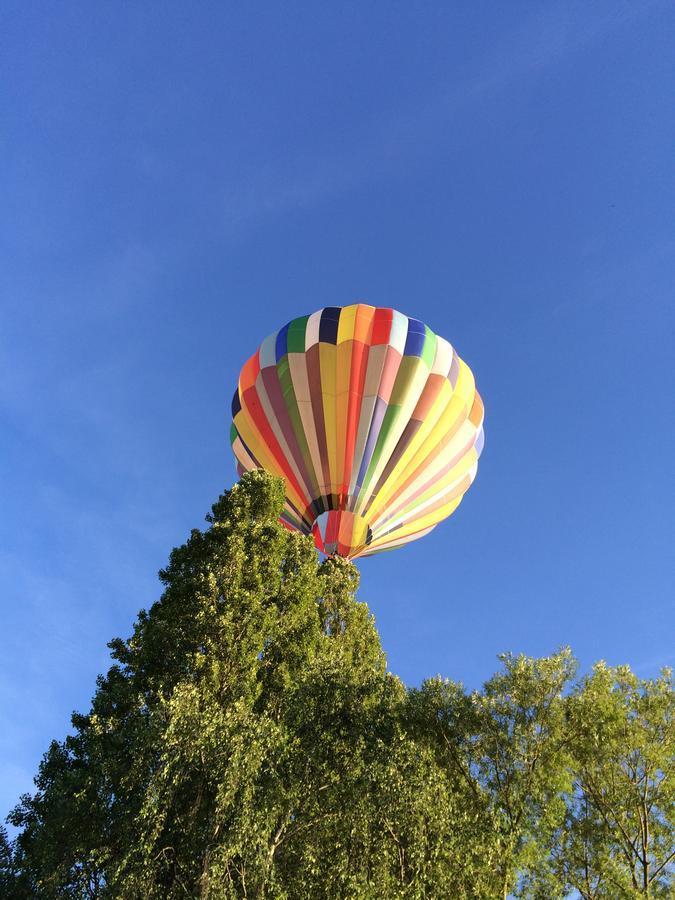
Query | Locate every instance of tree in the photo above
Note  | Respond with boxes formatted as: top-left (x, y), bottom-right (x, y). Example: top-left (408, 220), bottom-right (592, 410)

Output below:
top-left (556, 663), bottom-right (674, 898)
top-left (6, 472), bottom-right (372, 895)
top-left (3, 472), bottom-right (673, 897)
top-left (408, 650), bottom-right (577, 899)
top-left (6, 473), bottom-right (482, 897)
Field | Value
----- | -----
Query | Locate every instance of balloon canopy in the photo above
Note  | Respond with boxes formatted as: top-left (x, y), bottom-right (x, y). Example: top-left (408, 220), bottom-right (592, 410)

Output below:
top-left (230, 304), bottom-right (484, 560)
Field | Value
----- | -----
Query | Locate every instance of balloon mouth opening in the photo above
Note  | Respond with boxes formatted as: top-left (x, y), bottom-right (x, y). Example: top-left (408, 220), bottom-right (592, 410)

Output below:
top-left (310, 509), bottom-right (373, 559)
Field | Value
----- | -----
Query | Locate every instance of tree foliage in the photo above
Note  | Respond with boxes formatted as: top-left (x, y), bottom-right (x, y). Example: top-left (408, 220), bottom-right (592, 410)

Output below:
top-left (3, 472), bottom-right (673, 898)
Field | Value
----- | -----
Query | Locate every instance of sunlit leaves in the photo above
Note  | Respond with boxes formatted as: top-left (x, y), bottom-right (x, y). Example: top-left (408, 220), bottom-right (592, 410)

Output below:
top-left (3, 473), bottom-right (673, 898)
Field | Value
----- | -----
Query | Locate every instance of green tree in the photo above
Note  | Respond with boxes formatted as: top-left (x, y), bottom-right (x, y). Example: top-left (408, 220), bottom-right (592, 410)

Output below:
top-left (475, 650), bottom-right (577, 900)
top-left (556, 663), bottom-right (674, 898)
top-left (404, 676), bottom-right (500, 897)
top-left (408, 650), bottom-right (577, 899)
top-left (6, 473), bottom-right (483, 897)
top-left (3, 472), bottom-right (673, 898)
top-left (7, 472), bottom-right (373, 895)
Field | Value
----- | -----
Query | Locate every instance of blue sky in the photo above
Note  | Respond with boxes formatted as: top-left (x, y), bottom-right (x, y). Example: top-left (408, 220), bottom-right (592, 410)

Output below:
top-left (1, 1), bottom-right (674, 821)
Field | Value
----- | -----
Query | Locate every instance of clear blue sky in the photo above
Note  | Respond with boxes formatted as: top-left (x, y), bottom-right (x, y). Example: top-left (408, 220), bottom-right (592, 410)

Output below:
top-left (2, 1), bottom-right (674, 821)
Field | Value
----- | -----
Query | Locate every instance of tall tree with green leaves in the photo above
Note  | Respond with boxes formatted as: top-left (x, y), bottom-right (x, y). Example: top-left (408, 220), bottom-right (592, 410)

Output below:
top-left (3, 473), bottom-right (489, 897)
top-left (2, 472), bottom-right (673, 898)
top-left (7, 473), bottom-right (364, 895)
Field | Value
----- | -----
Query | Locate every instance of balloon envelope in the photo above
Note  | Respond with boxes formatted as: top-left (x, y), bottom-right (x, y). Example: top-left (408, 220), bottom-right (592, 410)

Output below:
top-left (231, 304), bottom-right (484, 559)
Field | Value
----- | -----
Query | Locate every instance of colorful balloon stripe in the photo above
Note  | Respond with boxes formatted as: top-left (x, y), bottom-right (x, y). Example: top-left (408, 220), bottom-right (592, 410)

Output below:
top-left (230, 304), bottom-right (484, 559)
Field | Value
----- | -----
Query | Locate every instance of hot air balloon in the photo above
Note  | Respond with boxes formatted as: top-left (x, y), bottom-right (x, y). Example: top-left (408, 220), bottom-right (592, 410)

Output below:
top-left (230, 304), bottom-right (484, 560)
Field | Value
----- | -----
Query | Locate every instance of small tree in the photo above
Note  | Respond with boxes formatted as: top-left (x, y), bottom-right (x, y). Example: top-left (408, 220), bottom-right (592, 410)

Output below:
top-left (557, 663), bottom-right (674, 898)
top-left (409, 650), bottom-right (577, 899)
